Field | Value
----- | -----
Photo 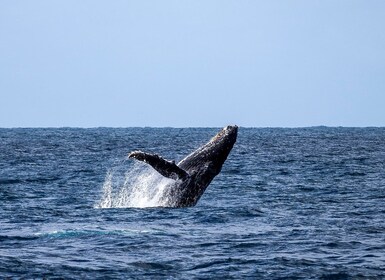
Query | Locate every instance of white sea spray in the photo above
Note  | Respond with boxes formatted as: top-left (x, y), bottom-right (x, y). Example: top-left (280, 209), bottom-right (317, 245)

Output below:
top-left (96, 161), bottom-right (173, 208)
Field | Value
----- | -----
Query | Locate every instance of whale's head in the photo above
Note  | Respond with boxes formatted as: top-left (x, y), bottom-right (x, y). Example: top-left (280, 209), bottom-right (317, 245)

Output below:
top-left (178, 125), bottom-right (238, 176)
top-left (205, 125), bottom-right (238, 169)
top-left (209, 125), bottom-right (238, 148)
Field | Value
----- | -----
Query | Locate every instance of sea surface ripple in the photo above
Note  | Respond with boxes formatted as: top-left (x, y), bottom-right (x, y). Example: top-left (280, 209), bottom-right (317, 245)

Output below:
top-left (0, 127), bottom-right (384, 279)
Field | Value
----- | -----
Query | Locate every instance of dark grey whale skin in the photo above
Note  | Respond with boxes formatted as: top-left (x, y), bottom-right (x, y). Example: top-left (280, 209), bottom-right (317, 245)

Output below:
top-left (128, 125), bottom-right (238, 207)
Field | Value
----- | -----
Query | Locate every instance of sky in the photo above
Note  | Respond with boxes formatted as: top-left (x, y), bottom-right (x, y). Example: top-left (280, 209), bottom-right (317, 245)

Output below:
top-left (1, 1), bottom-right (384, 128)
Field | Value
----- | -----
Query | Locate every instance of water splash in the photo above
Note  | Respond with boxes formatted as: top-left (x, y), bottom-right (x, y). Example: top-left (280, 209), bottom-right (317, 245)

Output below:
top-left (96, 161), bottom-right (174, 208)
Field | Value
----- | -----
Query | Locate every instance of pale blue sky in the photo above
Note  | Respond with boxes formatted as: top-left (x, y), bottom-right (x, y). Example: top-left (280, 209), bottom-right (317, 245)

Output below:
top-left (1, 1), bottom-right (384, 127)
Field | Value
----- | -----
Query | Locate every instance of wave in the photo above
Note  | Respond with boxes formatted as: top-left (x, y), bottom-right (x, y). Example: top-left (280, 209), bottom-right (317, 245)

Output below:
top-left (35, 228), bottom-right (158, 239)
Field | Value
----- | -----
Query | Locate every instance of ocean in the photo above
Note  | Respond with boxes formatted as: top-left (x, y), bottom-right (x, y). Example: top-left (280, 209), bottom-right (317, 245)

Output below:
top-left (1, 127), bottom-right (384, 279)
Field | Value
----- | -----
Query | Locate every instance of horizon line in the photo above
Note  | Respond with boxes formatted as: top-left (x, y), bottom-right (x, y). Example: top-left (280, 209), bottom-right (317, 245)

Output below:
top-left (0, 125), bottom-right (384, 129)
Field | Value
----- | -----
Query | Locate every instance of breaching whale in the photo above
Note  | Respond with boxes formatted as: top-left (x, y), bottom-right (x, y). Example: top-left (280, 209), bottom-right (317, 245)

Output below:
top-left (128, 125), bottom-right (238, 207)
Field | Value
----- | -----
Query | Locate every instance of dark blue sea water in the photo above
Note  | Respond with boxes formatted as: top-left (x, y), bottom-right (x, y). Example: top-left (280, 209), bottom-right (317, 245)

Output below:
top-left (1, 127), bottom-right (385, 279)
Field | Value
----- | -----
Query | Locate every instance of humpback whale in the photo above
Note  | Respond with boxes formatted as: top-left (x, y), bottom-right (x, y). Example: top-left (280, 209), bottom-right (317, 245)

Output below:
top-left (128, 125), bottom-right (238, 207)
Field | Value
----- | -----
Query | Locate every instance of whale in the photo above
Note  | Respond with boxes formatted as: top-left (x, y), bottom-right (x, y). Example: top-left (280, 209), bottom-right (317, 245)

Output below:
top-left (128, 125), bottom-right (238, 207)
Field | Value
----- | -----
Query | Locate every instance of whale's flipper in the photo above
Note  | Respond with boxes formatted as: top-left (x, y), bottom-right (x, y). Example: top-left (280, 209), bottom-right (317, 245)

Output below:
top-left (128, 151), bottom-right (189, 180)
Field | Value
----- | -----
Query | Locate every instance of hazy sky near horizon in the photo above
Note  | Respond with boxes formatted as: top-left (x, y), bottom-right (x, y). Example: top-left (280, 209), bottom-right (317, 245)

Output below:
top-left (1, 1), bottom-right (384, 127)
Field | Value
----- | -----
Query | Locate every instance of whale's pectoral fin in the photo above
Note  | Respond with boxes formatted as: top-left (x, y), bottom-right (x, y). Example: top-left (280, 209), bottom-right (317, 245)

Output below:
top-left (128, 151), bottom-right (189, 180)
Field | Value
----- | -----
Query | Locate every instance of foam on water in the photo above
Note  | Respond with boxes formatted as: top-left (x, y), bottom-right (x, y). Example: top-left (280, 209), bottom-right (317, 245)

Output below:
top-left (96, 161), bottom-right (174, 208)
top-left (35, 228), bottom-right (158, 239)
